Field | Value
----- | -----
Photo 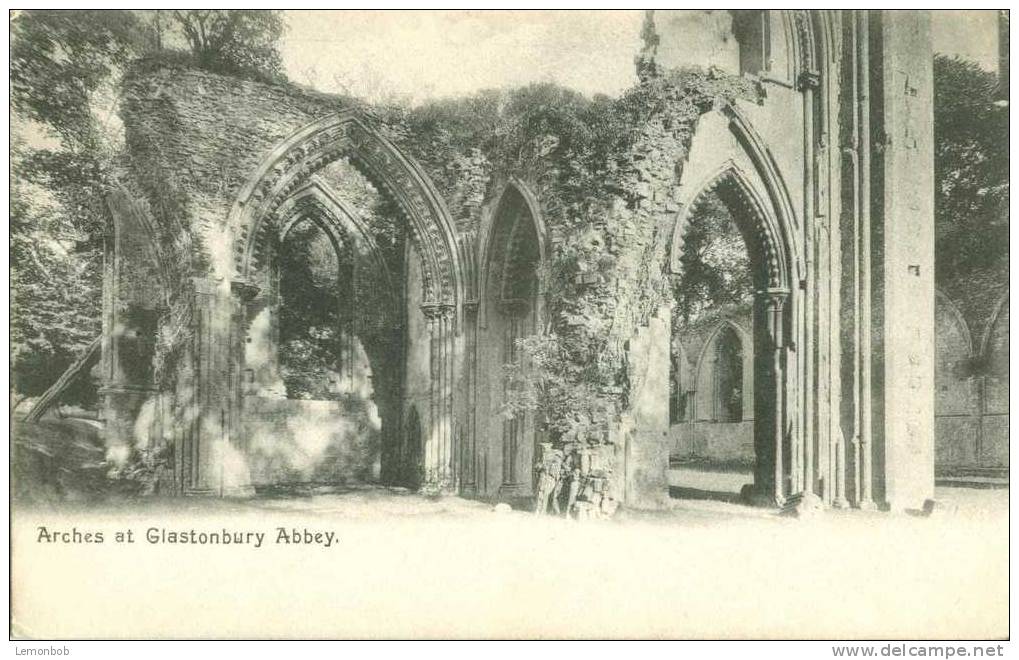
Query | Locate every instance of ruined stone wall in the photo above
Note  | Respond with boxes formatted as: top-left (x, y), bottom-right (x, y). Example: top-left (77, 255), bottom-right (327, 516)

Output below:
top-left (243, 396), bottom-right (379, 486)
top-left (669, 305), bottom-right (755, 464)
top-left (935, 290), bottom-right (1009, 471)
top-left (393, 71), bottom-right (762, 508)
top-left (119, 63), bottom-right (352, 278)
top-left (114, 63), bottom-right (410, 493)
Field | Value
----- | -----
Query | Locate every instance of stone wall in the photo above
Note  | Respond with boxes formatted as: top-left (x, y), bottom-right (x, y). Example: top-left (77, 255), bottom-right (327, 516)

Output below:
top-left (934, 291), bottom-right (1009, 471)
top-left (108, 11), bottom-right (945, 509)
top-left (669, 306), bottom-right (754, 464)
top-left (120, 63), bottom-right (350, 276)
top-left (671, 422), bottom-right (754, 463)
top-left (242, 395), bottom-right (379, 486)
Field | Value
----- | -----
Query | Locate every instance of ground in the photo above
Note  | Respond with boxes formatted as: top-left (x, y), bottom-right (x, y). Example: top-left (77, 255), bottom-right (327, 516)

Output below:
top-left (12, 473), bottom-right (1008, 639)
top-left (10, 416), bottom-right (1009, 638)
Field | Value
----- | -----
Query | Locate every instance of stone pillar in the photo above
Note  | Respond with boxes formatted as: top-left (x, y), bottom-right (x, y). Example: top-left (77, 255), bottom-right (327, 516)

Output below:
top-left (461, 300), bottom-right (480, 495)
top-left (869, 10), bottom-right (936, 511)
top-left (421, 302), bottom-right (456, 493)
top-left (99, 189), bottom-right (165, 463)
top-left (745, 289), bottom-right (789, 507)
top-left (621, 305), bottom-right (673, 509)
top-left (184, 278), bottom-right (254, 496)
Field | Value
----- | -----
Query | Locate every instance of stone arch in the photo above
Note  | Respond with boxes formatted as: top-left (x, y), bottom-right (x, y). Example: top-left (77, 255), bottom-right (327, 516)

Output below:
top-left (476, 179), bottom-right (549, 326)
top-left (669, 108), bottom-right (800, 293)
top-left (669, 107), bottom-right (799, 506)
top-left (227, 110), bottom-right (463, 308)
top-left (787, 10), bottom-right (835, 83)
top-left (979, 292), bottom-right (1010, 360)
top-left (108, 187), bottom-right (174, 307)
top-left (100, 188), bottom-right (177, 460)
top-left (933, 289), bottom-right (980, 469)
top-left (473, 179), bottom-right (547, 497)
top-left (275, 177), bottom-right (397, 303)
top-left (240, 177), bottom-right (399, 395)
top-left (980, 293), bottom-right (1009, 420)
top-left (935, 289), bottom-right (975, 360)
top-left (671, 160), bottom-right (790, 291)
top-left (693, 320), bottom-right (754, 423)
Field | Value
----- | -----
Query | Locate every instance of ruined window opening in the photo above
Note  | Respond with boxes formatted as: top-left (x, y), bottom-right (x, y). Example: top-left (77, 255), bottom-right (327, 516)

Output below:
top-left (277, 217), bottom-right (354, 401)
top-left (731, 10), bottom-right (771, 76)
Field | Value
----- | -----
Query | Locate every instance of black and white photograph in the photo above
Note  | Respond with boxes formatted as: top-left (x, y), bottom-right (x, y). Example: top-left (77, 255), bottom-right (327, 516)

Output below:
top-left (7, 7), bottom-right (1011, 644)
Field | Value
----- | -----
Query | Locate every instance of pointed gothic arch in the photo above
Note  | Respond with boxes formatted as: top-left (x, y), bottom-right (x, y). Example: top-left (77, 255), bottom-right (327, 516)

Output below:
top-left (668, 105), bottom-right (801, 294)
top-left (275, 177), bottom-right (396, 302)
top-left (222, 112), bottom-right (464, 493)
top-left (226, 110), bottom-right (463, 308)
top-left (935, 289), bottom-right (975, 360)
top-left (471, 180), bottom-right (548, 497)
top-left (668, 110), bottom-right (800, 506)
top-left (692, 320), bottom-right (755, 424)
top-left (476, 179), bottom-right (549, 325)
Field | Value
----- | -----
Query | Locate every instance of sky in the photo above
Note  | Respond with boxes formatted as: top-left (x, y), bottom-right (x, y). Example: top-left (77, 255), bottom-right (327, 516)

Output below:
top-left (13, 10), bottom-right (1003, 151)
top-left (280, 10), bottom-right (1003, 104)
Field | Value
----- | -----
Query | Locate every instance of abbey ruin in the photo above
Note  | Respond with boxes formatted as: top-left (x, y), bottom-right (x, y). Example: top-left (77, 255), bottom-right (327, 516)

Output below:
top-left (100, 10), bottom-right (947, 513)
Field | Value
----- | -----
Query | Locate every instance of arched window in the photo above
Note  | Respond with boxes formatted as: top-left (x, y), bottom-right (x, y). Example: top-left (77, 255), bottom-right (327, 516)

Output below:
top-left (277, 216), bottom-right (355, 401)
top-left (731, 10), bottom-right (771, 76)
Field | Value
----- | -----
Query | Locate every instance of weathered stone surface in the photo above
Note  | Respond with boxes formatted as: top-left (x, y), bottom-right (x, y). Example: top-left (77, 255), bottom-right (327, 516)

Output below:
top-left (100, 11), bottom-right (942, 517)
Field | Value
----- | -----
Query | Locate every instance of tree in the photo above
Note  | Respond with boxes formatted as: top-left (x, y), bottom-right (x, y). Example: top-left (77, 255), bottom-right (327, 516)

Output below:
top-left (10, 168), bottom-right (102, 407)
top-left (169, 10), bottom-right (286, 80)
top-left (672, 191), bottom-right (753, 324)
top-left (10, 11), bottom-right (137, 406)
top-left (11, 10), bottom-right (140, 253)
top-left (933, 55), bottom-right (1009, 283)
top-left (10, 10), bottom-right (288, 407)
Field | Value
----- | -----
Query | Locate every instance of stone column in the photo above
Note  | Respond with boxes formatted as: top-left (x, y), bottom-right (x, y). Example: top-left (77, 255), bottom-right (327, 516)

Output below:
top-left (495, 299), bottom-right (531, 497)
top-left (746, 289), bottom-right (789, 507)
top-left (869, 10), bottom-right (936, 511)
top-left (421, 302), bottom-right (456, 493)
top-left (184, 278), bottom-right (254, 496)
top-left (99, 191), bottom-right (163, 464)
top-left (856, 10), bottom-right (876, 510)
top-left (461, 300), bottom-right (480, 495)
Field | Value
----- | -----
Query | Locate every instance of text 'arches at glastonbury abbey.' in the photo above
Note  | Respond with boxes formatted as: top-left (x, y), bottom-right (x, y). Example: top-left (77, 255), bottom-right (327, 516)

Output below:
top-left (102, 10), bottom-right (941, 513)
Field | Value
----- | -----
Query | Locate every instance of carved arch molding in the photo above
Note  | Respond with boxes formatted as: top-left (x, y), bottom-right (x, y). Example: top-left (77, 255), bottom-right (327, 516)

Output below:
top-left (227, 110), bottom-right (463, 307)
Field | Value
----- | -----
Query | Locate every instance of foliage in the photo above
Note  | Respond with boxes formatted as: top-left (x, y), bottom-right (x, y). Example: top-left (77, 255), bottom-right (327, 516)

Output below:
top-left (385, 68), bottom-right (760, 442)
top-left (10, 170), bottom-right (102, 406)
top-left (10, 10), bottom-right (289, 404)
top-left (10, 11), bottom-right (138, 147)
top-left (278, 221), bottom-right (347, 400)
top-left (672, 191), bottom-right (753, 324)
top-left (933, 55), bottom-right (1008, 283)
top-left (136, 10), bottom-right (287, 82)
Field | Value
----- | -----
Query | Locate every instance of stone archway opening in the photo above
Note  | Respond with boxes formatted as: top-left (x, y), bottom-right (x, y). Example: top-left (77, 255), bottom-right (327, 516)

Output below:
top-left (668, 164), bottom-right (793, 507)
top-left (475, 184), bottom-right (545, 501)
top-left (177, 111), bottom-right (467, 497)
top-left (239, 157), bottom-right (410, 492)
top-left (669, 187), bottom-right (759, 502)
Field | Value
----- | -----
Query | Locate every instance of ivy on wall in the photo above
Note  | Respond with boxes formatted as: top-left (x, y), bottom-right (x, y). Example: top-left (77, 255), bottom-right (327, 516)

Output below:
top-left (383, 68), bottom-right (762, 443)
top-left (116, 57), bottom-right (761, 454)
